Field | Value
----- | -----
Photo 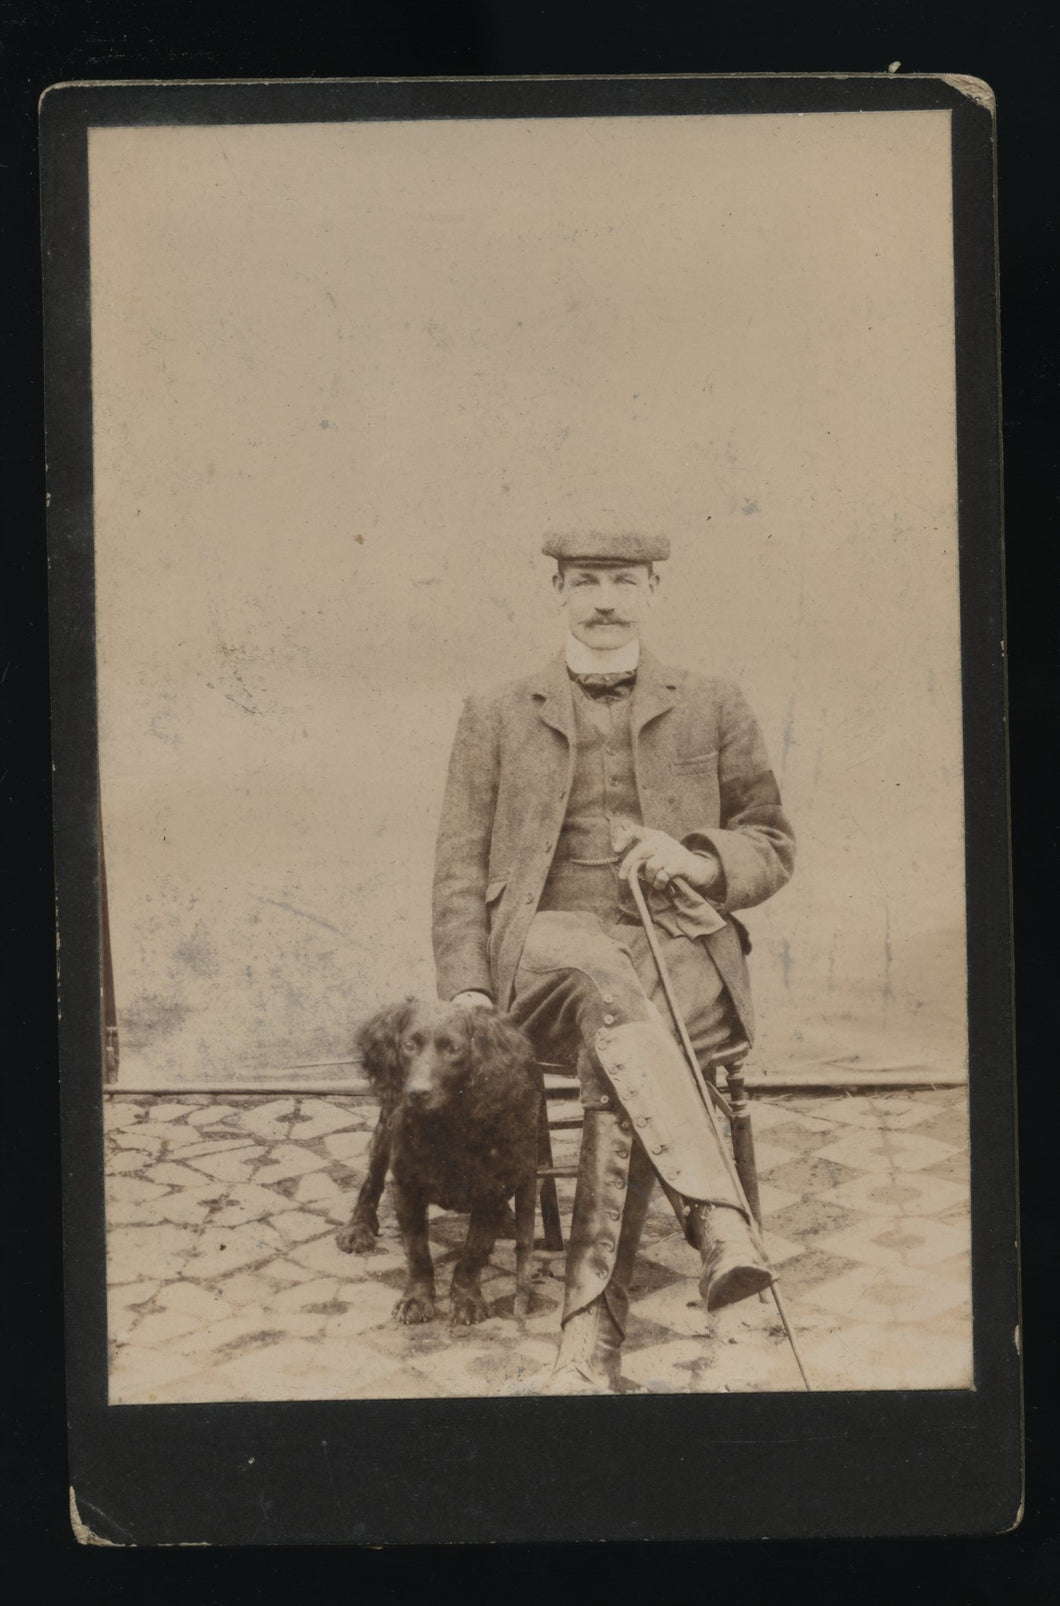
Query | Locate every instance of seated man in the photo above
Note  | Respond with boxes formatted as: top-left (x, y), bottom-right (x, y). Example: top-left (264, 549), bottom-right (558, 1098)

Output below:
top-left (432, 530), bottom-right (795, 1392)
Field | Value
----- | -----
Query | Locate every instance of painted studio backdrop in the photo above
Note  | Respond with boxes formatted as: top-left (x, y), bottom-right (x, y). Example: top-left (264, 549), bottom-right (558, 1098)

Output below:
top-left (90, 112), bottom-right (966, 1088)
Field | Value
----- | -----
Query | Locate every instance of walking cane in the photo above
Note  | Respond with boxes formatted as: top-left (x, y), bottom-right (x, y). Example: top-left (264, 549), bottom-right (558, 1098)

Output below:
top-left (625, 866), bottom-right (813, 1392)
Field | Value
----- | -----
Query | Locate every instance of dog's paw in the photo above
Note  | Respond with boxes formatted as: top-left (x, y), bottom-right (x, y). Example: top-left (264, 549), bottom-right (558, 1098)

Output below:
top-left (336, 1219), bottom-right (378, 1255)
top-left (449, 1289), bottom-right (491, 1327)
top-left (395, 1292), bottom-right (436, 1325)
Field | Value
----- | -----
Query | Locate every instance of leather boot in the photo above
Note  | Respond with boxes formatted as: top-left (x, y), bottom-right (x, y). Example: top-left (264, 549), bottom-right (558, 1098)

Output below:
top-left (693, 1201), bottom-right (774, 1312)
top-left (544, 1098), bottom-right (656, 1392)
top-left (597, 1131), bottom-right (657, 1339)
top-left (543, 1295), bottom-right (624, 1394)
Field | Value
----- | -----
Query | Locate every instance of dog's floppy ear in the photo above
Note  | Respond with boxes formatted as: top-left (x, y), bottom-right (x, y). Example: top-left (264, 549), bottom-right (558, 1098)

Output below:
top-left (355, 997), bottom-right (415, 1100)
top-left (467, 1006), bottom-right (537, 1110)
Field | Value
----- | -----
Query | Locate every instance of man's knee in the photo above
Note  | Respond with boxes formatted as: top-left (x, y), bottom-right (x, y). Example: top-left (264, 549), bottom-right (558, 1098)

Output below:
top-left (516, 915), bottom-right (657, 1055)
top-left (520, 914), bottom-right (635, 994)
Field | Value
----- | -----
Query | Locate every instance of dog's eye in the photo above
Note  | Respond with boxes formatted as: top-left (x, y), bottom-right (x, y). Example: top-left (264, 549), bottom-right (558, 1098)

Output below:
top-left (402, 1037), bottom-right (420, 1053)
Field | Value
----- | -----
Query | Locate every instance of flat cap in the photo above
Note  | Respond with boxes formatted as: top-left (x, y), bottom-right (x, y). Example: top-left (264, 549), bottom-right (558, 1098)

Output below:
top-left (541, 530), bottom-right (671, 563)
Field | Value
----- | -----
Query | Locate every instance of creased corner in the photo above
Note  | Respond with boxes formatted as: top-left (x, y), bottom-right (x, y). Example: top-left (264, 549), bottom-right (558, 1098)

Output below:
top-left (1001, 1489), bottom-right (1026, 1534)
top-left (938, 74), bottom-right (996, 112)
top-left (69, 1488), bottom-right (130, 1547)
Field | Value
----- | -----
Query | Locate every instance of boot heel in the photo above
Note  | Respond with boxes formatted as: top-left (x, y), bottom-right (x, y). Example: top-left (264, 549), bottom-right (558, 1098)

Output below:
top-left (703, 1262), bottom-right (775, 1313)
top-left (695, 1203), bottom-right (774, 1313)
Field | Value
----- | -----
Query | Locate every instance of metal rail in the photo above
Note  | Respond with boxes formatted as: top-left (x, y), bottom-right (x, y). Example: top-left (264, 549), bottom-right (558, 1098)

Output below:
top-left (102, 1068), bottom-right (966, 1096)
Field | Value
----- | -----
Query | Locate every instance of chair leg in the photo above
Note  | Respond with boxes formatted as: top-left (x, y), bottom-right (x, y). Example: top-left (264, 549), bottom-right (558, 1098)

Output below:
top-left (536, 1087), bottom-right (565, 1252)
top-left (725, 1061), bottom-right (763, 1234)
top-left (658, 1176), bottom-right (700, 1246)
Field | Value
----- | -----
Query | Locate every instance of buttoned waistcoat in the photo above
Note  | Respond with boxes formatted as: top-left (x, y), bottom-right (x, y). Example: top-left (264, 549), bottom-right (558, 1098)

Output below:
top-left (432, 650), bottom-right (795, 1041)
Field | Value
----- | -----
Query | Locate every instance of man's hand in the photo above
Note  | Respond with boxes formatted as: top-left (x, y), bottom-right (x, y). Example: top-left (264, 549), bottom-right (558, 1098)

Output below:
top-left (616, 825), bottom-right (720, 894)
top-left (452, 991), bottom-right (493, 1009)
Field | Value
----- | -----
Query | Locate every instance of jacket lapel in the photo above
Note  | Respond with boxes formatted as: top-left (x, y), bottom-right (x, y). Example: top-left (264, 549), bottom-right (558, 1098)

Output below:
top-left (630, 649), bottom-right (679, 738)
top-left (530, 647), bottom-right (678, 741)
top-left (529, 652), bottom-right (576, 742)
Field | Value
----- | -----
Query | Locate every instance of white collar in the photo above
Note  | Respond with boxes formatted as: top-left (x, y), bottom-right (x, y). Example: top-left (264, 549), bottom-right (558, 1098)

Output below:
top-left (564, 632), bottom-right (641, 675)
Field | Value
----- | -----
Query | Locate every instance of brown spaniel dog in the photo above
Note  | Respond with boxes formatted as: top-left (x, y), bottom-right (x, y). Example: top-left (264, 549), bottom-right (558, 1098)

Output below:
top-left (336, 1000), bottom-right (540, 1326)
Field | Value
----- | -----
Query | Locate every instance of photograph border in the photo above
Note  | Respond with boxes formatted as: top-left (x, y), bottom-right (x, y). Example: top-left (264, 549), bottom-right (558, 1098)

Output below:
top-left (42, 72), bottom-right (1019, 1544)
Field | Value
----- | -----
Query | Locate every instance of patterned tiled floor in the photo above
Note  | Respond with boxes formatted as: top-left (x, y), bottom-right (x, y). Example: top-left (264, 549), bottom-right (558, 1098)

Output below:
top-left (103, 1086), bottom-right (972, 1401)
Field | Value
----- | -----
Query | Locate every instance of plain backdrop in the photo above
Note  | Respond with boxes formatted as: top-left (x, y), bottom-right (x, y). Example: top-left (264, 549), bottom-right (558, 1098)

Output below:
top-left (88, 110), bottom-right (965, 1084)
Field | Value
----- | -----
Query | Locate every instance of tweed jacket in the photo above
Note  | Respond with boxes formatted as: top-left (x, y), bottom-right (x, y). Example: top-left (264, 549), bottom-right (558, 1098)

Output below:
top-left (432, 649), bottom-right (795, 1039)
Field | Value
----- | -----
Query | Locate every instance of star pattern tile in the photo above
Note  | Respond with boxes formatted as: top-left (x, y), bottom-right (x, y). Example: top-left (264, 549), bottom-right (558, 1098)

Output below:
top-left (757, 1155), bottom-right (863, 1196)
top-left (813, 1213), bottom-right (971, 1271)
top-left (757, 1122), bottom-right (841, 1157)
top-left (804, 1262), bottom-right (972, 1325)
top-left (817, 1169), bottom-right (969, 1219)
top-left (813, 1128), bottom-right (958, 1175)
top-left (103, 1083), bottom-right (973, 1400)
top-left (921, 1152), bottom-right (971, 1185)
top-left (802, 1096), bottom-right (949, 1132)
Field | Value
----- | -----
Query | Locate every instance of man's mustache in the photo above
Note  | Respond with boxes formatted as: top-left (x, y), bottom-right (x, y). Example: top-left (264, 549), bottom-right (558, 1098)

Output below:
top-left (586, 615), bottom-right (631, 626)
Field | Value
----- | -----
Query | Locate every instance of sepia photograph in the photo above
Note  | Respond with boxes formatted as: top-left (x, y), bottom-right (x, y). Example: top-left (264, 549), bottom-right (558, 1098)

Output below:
top-left (69, 97), bottom-right (984, 1410)
top-left (80, 101), bottom-right (983, 1408)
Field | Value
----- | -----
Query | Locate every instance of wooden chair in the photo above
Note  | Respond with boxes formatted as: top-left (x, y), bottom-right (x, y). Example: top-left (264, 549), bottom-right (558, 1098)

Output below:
top-left (533, 1063), bottom-right (582, 1252)
top-left (534, 1040), bottom-right (763, 1251)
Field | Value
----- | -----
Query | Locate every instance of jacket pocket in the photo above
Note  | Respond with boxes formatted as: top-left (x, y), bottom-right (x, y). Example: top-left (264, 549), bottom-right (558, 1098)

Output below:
top-left (672, 749), bottom-right (719, 770)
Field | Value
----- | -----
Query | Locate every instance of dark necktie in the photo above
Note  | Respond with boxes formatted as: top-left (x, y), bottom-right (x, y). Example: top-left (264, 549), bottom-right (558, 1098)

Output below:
top-left (569, 669), bottom-right (637, 702)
